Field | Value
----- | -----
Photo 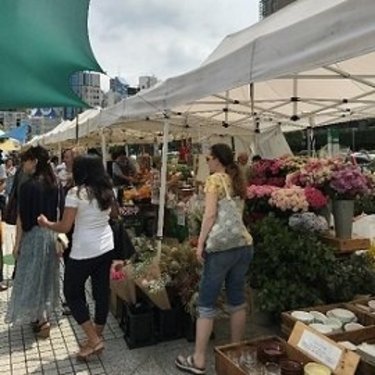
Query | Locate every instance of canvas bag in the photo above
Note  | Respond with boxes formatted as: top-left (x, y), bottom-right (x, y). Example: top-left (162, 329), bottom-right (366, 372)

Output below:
top-left (205, 174), bottom-right (249, 252)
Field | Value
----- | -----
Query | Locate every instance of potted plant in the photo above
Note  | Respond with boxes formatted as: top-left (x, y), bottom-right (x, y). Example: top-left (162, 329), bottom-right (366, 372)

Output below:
top-left (248, 214), bottom-right (375, 318)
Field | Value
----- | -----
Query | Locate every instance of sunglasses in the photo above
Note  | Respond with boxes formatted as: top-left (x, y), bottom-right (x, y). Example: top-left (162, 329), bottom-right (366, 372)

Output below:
top-left (205, 155), bottom-right (213, 162)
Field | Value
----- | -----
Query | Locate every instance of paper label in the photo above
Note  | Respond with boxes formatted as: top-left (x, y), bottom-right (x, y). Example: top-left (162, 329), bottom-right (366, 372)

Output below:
top-left (297, 330), bottom-right (343, 370)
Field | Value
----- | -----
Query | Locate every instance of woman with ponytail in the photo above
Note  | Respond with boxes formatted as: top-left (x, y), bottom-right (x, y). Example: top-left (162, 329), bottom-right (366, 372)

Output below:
top-left (6, 146), bottom-right (60, 339)
top-left (176, 143), bottom-right (253, 375)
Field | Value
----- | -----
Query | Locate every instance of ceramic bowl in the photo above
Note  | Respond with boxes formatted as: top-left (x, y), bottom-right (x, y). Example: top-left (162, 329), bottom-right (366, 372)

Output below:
top-left (324, 317), bottom-right (342, 332)
top-left (304, 362), bottom-right (331, 375)
top-left (309, 311), bottom-right (328, 324)
top-left (357, 343), bottom-right (375, 358)
top-left (368, 300), bottom-right (375, 311)
top-left (309, 323), bottom-right (333, 335)
top-left (258, 340), bottom-right (286, 364)
top-left (338, 341), bottom-right (357, 351)
top-left (326, 308), bottom-right (356, 324)
top-left (291, 311), bottom-right (314, 324)
top-left (280, 359), bottom-right (303, 375)
top-left (344, 322), bottom-right (364, 332)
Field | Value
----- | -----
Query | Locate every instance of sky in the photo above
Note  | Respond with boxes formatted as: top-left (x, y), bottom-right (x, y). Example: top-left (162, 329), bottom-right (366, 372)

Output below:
top-left (88, 0), bottom-right (260, 90)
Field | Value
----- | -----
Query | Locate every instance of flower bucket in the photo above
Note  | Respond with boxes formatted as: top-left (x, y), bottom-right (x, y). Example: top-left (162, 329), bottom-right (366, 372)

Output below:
top-left (319, 198), bottom-right (332, 227)
top-left (332, 200), bottom-right (354, 239)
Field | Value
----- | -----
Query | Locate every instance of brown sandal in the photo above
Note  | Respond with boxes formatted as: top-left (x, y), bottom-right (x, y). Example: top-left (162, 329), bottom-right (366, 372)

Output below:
top-left (35, 322), bottom-right (50, 339)
top-left (78, 335), bottom-right (104, 348)
top-left (76, 340), bottom-right (104, 361)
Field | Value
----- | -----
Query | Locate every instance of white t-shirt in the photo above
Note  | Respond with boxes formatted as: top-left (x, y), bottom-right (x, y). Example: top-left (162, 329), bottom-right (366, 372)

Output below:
top-left (65, 186), bottom-right (114, 260)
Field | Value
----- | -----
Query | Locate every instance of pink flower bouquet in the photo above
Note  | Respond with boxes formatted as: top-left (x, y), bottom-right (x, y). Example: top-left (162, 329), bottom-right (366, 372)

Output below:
top-left (329, 163), bottom-right (370, 199)
top-left (269, 186), bottom-right (309, 212)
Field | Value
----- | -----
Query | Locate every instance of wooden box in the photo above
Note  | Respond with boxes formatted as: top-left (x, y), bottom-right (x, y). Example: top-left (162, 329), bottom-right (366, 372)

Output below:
top-left (332, 327), bottom-right (375, 375)
top-left (349, 297), bottom-right (375, 321)
top-left (281, 302), bottom-right (375, 340)
top-left (215, 328), bottom-right (362, 375)
top-left (215, 336), bottom-right (310, 375)
top-left (320, 233), bottom-right (370, 254)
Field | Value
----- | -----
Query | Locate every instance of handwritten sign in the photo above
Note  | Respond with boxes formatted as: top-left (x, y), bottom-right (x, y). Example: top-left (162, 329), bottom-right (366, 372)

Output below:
top-left (297, 330), bottom-right (343, 370)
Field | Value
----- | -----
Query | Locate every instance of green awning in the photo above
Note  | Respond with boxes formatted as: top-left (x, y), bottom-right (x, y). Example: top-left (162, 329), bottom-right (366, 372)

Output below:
top-left (0, 0), bottom-right (103, 109)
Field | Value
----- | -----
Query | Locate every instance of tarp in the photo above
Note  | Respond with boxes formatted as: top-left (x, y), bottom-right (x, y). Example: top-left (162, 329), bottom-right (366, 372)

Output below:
top-left (0, 124), bottom-right (29, 143)
top-left (0, 0), bottom-right (102, 109)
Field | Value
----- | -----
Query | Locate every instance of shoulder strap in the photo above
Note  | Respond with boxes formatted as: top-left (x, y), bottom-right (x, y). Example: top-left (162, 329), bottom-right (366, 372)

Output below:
top-left (218, 173), bottom-right (231, 199)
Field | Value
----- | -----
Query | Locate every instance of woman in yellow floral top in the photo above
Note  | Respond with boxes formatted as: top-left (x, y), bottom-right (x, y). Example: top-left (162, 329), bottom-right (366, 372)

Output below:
top-left (176, 144), bottom-right (253, 375)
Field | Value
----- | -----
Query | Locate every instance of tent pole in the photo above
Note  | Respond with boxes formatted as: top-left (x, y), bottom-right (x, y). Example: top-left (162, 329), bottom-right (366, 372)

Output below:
top-left (75, 113), bottom-right (79, 143)
top-left (100, 130), bottom-right (107, 170)
top-left (157, 112), bottom-right (170, 244)
top-left (57, 142), bottom-right (62, 163)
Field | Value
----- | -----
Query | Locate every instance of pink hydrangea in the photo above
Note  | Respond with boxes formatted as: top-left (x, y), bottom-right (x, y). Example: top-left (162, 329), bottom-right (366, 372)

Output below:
top-left (247, 185), bottom-right (277, 199)
top-left (269, 186), bottom-right (309, 212)
top-left (329, 164), bottom-right (370, 198)
top-left (304, 187), bottom-right (328, 209)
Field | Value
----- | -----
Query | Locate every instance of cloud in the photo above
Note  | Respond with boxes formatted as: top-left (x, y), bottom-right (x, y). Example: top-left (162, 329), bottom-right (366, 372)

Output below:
top-left (88, 0), bottom-right (259, 88)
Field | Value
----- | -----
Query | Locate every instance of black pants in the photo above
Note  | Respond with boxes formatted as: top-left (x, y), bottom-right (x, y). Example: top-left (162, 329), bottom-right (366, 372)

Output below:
top-left (64, 250), bottom-right (113, 326)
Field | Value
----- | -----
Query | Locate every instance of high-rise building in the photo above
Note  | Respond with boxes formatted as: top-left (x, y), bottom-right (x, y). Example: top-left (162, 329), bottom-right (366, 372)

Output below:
top-left (259, 0), bottom-right (297, 18)
top-left (64, 71), bottom-right (102, 119)
top-left (139, 76), bottom-right (158, 91)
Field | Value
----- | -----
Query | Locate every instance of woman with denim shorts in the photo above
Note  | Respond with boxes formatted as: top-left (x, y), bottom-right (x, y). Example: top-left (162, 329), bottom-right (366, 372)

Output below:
top-left (176, 143), bottom-right (253, 375)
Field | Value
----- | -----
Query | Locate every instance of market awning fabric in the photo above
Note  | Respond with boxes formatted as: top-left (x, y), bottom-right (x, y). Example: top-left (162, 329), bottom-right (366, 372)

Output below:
top-left (74, 0), bottom-right (375, 131)
top-left (0, 0), bottom-right (102, 109)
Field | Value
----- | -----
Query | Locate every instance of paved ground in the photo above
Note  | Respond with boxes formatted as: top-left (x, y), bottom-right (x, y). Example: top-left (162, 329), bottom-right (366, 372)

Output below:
top-left (0, 224), bottom-right (276, 375)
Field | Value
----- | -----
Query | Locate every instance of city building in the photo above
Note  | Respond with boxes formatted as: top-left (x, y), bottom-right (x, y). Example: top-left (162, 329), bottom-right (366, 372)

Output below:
top-left (259, 0), bottom-right (297, 18)
top-left (139, 75), bottom-right (158, 91)
top-left (63, 71), bottom-right (102, 119)
top-left (0, 111), bottom-right (27, 132)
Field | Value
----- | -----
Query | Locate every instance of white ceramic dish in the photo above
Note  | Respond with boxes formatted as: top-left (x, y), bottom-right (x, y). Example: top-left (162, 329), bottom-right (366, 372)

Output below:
top-left (344, 322), bottom-right (364, 332)
top-left (309, 323), bottom-right (333, 335)
top-left (324, 317), bottom-right (342, 331)
top-left (291, 311), bottom-right (314, 324)
top-left (326, 308), bottom-right (356, 323)
top-left (368, 300), bottom-right (375, 311)
top-left (357, 343), bottom-right (375, 359)
top-left (338, 341), bottom-right (357, 351)
top-left (309, 311), bottom-right (328, 324)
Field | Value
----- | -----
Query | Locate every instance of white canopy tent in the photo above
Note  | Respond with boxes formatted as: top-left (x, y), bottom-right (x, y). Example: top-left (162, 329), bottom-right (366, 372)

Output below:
top-left (49, 0), bottom-right (375, 135)
top-left (37, 0), bottom-right (375, 153)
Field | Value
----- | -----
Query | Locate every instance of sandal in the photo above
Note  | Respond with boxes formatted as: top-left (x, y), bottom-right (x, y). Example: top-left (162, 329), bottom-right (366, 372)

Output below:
top-left (76, 340), bottom-right (104, 361)
top-left (35, 322), bottom-right (51, 339)
top-left (0, 283), bottom-right (8, 292)
top-left (78, 335), bottom-right (104, 348)
top-left (175, 355), bottom-right (206, 375)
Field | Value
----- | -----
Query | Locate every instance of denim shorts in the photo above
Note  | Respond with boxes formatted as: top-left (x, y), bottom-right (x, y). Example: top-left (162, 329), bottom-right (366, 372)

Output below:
top-left (197, 245), bottom-right (253, 319)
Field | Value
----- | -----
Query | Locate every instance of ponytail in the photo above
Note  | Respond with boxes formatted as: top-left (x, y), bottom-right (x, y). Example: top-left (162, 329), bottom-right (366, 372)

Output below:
top-left (210, 143), bottom-right (247, 199)
top-left (225, 162), bottom-right (246, 199)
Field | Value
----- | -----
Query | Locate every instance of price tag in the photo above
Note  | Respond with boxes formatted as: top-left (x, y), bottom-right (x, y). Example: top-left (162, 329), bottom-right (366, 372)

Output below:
top-left (297, 330), bottom-right (342, 370)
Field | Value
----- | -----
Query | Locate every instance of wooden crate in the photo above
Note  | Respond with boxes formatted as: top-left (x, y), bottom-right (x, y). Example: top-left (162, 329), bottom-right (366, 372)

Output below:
top-left (348, 297), bottom-right (375, 321)
top-left (215, 336), bottom-right (311, 375)
top-left (332, 327), bottom-right (375, 375)
top-left (281, 302), bottom-right (375, 340)
top-left (320, 232), bottom-right (370, 254)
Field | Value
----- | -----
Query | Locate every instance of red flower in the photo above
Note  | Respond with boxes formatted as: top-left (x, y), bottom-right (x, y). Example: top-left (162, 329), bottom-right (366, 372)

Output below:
top-left (304, 187), bottom-right (327, 209)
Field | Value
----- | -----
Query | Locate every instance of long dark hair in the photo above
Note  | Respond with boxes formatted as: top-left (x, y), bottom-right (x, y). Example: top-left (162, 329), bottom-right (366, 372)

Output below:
top-left (21, 146), bottom-right (56, 187)
top-left (210, 143), bottom-right (246, 199)
top-left (73, 154), bottom-right (114, 211)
